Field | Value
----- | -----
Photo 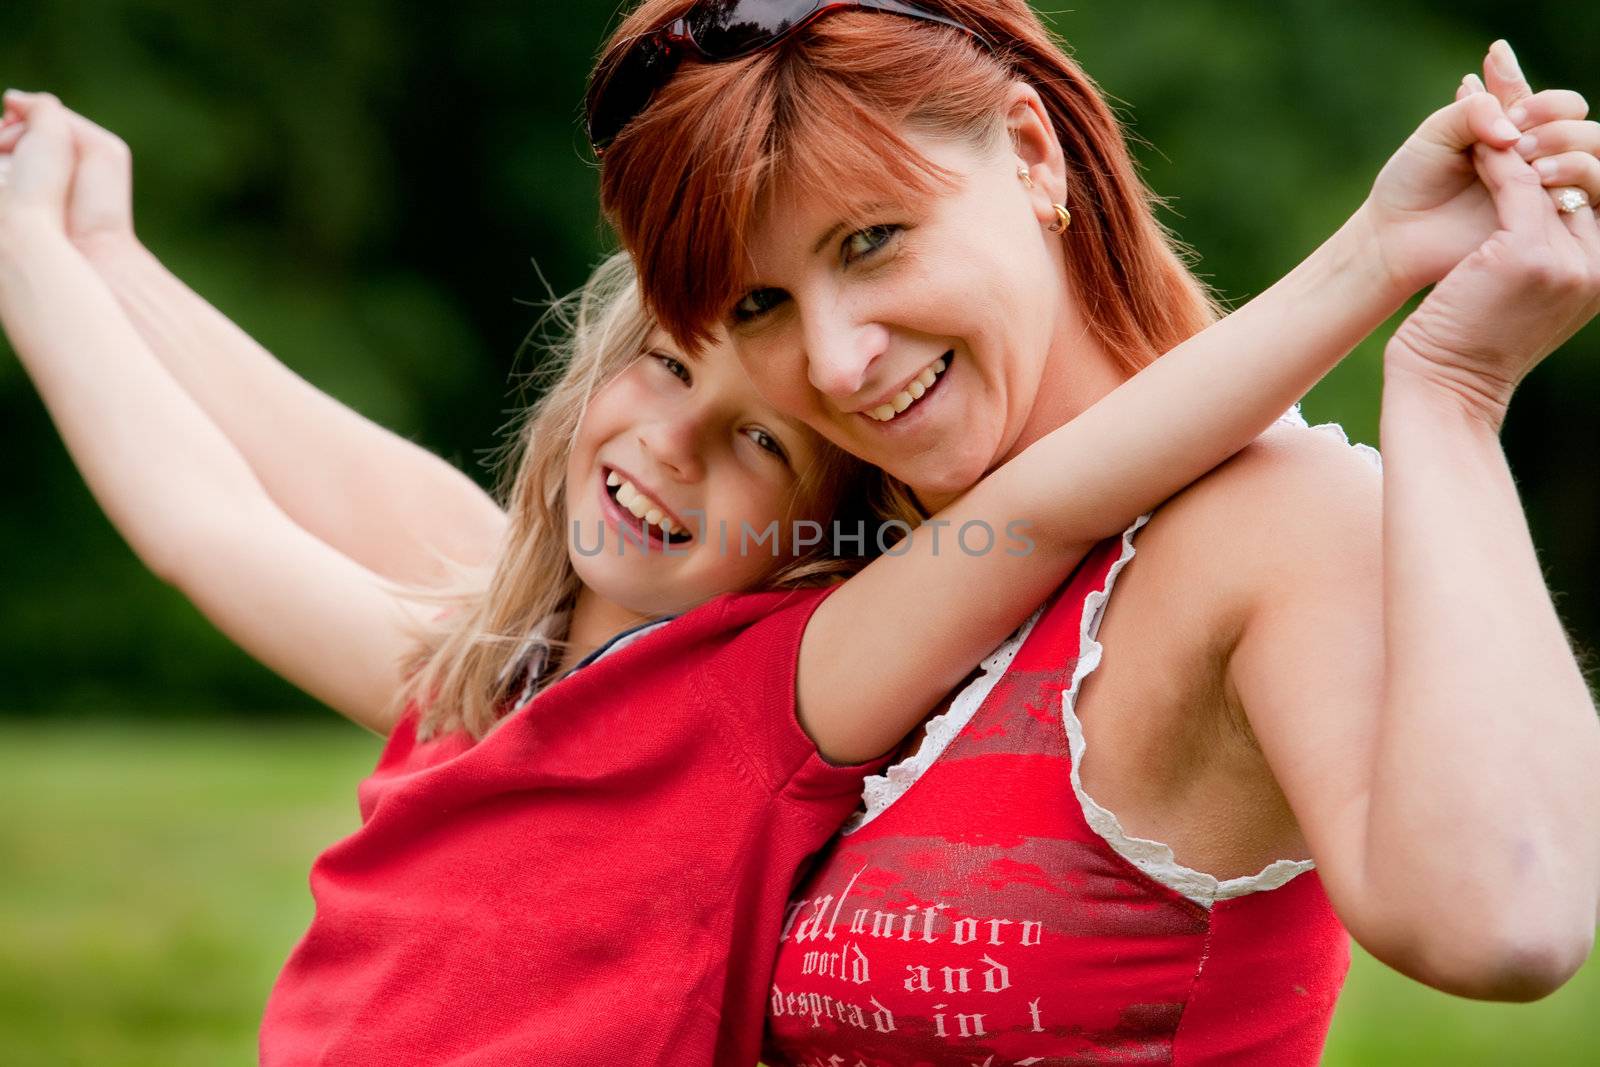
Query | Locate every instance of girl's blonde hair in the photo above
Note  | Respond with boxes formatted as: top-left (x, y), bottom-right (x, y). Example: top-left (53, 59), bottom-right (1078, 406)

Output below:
top-left (385, 252), bottom-right (916, 741)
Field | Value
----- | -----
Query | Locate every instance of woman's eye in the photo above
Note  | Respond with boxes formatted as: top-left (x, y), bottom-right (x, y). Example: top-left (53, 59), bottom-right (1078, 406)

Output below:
top-left (651, 351), bottom-right (691, 383)
top-left (841, 224), bottom-right (900, 265)
top-left (732, 287), bottom-right (788, 323)
top-left (744, 427), bottom-right (788, 462)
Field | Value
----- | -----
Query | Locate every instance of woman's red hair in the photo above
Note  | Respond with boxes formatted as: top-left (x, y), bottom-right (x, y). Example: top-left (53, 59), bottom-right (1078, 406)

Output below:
top-left (594, 0), bottom-right (1219, 374)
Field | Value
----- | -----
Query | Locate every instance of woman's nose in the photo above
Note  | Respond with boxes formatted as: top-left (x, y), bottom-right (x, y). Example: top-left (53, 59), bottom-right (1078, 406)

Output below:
top-left (804, 313), bottom-right (890, 401)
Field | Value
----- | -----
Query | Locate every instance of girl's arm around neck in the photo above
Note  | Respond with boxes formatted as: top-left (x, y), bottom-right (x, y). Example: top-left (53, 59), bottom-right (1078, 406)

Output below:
top-left (797, 206), bottom-right (1407, 766)
top-left (0, 219), bottom-right (432, 734)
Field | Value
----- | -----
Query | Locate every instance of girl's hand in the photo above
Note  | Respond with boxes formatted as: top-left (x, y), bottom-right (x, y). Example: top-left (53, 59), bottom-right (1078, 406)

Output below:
top-left (0, 90), bottom-right (76, 240)
top-left (1364, 41), bottom-right (1597, 294)
top-left (1385, 135), bottom-right (1600, 429)
top-left (0, 90), bottom-right (137, 253)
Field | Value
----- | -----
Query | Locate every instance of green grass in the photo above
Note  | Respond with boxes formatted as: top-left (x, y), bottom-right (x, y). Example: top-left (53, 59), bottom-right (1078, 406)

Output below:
top-left (0, 721), bottom-right (1595, 1064)
top-left (0, 720), bottom-right (378, 1066)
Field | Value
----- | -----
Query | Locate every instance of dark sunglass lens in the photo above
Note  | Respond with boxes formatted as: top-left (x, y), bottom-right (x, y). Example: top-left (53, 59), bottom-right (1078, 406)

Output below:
top-left (588, 36), bottom-right (682, 148)
top-left (687, 0), bottom-right (823, 59)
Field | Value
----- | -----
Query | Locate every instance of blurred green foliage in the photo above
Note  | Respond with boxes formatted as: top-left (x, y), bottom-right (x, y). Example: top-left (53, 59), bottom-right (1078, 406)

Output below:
top-left (1, 0), bottom-right (1596, 714)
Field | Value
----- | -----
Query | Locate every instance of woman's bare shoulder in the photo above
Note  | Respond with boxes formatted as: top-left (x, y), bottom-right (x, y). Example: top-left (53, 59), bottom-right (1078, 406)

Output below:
top-left (1191, 419), bottom-right (1380, 515)
top-left (1144, 420), bottom-right (1383, 629)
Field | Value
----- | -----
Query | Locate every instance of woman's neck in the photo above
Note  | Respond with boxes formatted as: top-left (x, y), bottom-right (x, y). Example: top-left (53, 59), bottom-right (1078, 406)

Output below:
top-left (1010, 326), bottom-right (1129, 457)
top-left (917, 322), bottom-right (1129, 512)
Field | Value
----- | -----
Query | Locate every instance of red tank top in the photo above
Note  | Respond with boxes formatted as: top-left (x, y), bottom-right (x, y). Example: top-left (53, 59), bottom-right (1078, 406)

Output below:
top-left (764, 523), bottom-right (1351, 1065)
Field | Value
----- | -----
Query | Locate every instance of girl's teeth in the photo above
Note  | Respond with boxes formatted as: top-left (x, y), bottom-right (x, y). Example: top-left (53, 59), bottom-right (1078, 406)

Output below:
top-left (932, 357), bottom-right (946, 373)
top-left (917, 367), bottom-right (937, 388)
top-left (610, 471), bottom-right (682, 536)
top-left (908, 380), bottom-right (926, 399)
top-left (891, 391), bottom-right (913, 413)
top-left (872, 403), bottom-right (896, 421)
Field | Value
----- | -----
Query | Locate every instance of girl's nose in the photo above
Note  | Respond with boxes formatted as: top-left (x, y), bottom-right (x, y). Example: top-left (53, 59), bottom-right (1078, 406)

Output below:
top-left (637, 416), bottom-right (706, 484)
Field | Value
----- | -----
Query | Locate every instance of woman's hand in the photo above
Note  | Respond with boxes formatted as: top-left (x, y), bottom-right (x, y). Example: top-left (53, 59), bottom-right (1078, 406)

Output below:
top-left (1385, 133), bottom-right (1600, 429)
top-left (0, 90), bottom-right (137, 254)
top-left (1363, 41), bottom-right (1598, 294)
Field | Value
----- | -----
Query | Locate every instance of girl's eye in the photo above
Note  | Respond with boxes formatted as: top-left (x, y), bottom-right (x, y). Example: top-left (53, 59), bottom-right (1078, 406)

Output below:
top-left (651, 351), bottom-right (691, 383)
top-left (744, 427), bottom-right (788, 462)
top-left (732, 287), bottom-right (788, 323)
top-left (841, 224), bottom-right (900, 266)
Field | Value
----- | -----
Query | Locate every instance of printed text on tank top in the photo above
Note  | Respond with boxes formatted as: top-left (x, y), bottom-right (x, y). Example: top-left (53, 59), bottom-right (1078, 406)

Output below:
top-left (766, 503), bottom-right (1355, 1066)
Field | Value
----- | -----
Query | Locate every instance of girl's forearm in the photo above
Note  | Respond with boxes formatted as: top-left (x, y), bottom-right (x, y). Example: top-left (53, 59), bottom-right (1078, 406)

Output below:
top-left (81, 236), bottom-right (507, 586)
top-left (1362, 363), bottom-right (1600, 992)
top-left (998, 203), bottom-right (1406, 549)
top-left (0, 223), bottom-right (276, 582)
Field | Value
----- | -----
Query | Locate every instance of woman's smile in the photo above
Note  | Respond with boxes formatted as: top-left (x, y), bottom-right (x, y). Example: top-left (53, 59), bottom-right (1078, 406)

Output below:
top-left (857, 350), bottom-right (953, 426)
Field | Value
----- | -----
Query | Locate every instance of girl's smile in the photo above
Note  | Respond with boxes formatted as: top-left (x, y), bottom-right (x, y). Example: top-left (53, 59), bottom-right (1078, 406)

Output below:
top-left (598, 464), bottom-right (694, 547)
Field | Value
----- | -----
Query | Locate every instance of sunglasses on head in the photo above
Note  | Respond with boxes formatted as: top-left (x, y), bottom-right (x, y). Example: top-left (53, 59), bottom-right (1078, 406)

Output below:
top-left (586, 0), bottom-right (989, 153)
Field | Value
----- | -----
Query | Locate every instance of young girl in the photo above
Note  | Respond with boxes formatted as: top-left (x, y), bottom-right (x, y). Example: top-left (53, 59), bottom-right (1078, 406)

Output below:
top-left (0, 89), bottom-right (1564, 1064)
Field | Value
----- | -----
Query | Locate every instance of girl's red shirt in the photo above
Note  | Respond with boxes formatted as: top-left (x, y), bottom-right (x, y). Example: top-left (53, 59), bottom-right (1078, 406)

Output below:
top-left (260, 584), bottom-right (886, 1066)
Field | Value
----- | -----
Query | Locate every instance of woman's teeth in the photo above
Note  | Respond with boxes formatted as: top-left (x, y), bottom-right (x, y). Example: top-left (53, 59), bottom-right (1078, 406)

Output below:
top-left (867, 355), bottom-right (949, 423)
top-left (606, 471), bottom-right (683, 537)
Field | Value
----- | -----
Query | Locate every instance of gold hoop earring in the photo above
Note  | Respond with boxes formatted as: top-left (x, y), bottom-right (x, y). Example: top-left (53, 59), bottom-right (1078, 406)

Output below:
top-left (1017, 165), bottom-right (1034, 189)
top-left (1048, 203), bottom-right (1072, 234)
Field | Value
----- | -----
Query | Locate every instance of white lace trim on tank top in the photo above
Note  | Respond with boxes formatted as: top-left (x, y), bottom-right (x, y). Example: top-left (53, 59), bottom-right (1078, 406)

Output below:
top-left (845, 404), bottom-right (1383, 909)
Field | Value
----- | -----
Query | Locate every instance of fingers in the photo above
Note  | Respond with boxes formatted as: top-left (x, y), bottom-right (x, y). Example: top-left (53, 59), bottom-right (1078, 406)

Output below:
top-left (0, 91), bottom-right (76, 217)
top-left (1470, 140), bottom-right (1568, 241)
top-left (1, 88), bottom-right (53, 122)
top-left (1423, 83), bottom-right (1523, 159)
top-left (1507, 89), bottom-right (1590, 131)
top-left (1557, 196), bottom-right (1599, 262)
top-left (1482, 40), bottom-right (1534, 111)
top-left (1514, 118), bottom-right (1600, 161)
top-left (1530, 152), bottom-right (1600, 205)
top-left (0, 93), bottom-right (128, 167)
top-left (0, 88), bottom-right (35, 153)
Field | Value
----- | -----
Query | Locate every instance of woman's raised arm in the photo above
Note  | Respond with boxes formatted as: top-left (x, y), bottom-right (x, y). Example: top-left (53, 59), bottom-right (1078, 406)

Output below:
top-left (0, 91), bottom-right (508, 589)
top-left (1225, 114), bottom-right (1600, 1002)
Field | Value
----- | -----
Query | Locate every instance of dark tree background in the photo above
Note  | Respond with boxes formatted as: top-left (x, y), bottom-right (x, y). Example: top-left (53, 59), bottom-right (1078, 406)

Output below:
top-left (2, 0), bottom-right (1595, 717)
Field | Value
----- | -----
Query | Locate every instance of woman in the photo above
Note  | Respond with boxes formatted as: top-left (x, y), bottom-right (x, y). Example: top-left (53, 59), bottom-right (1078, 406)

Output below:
top-left (584, 1), bottom-right (1600, 1061)
top-left (7, 10), bottom-right (1599, 1065)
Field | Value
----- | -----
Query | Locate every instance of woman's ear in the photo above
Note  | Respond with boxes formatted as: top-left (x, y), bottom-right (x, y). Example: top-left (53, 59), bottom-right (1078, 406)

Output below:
top-left (1005, 82), bottom-right (1069, 225)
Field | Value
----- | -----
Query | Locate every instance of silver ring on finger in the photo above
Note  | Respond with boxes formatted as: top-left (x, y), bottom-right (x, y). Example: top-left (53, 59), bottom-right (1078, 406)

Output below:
top-left (1556, 186), bottom-right (1591, 213)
